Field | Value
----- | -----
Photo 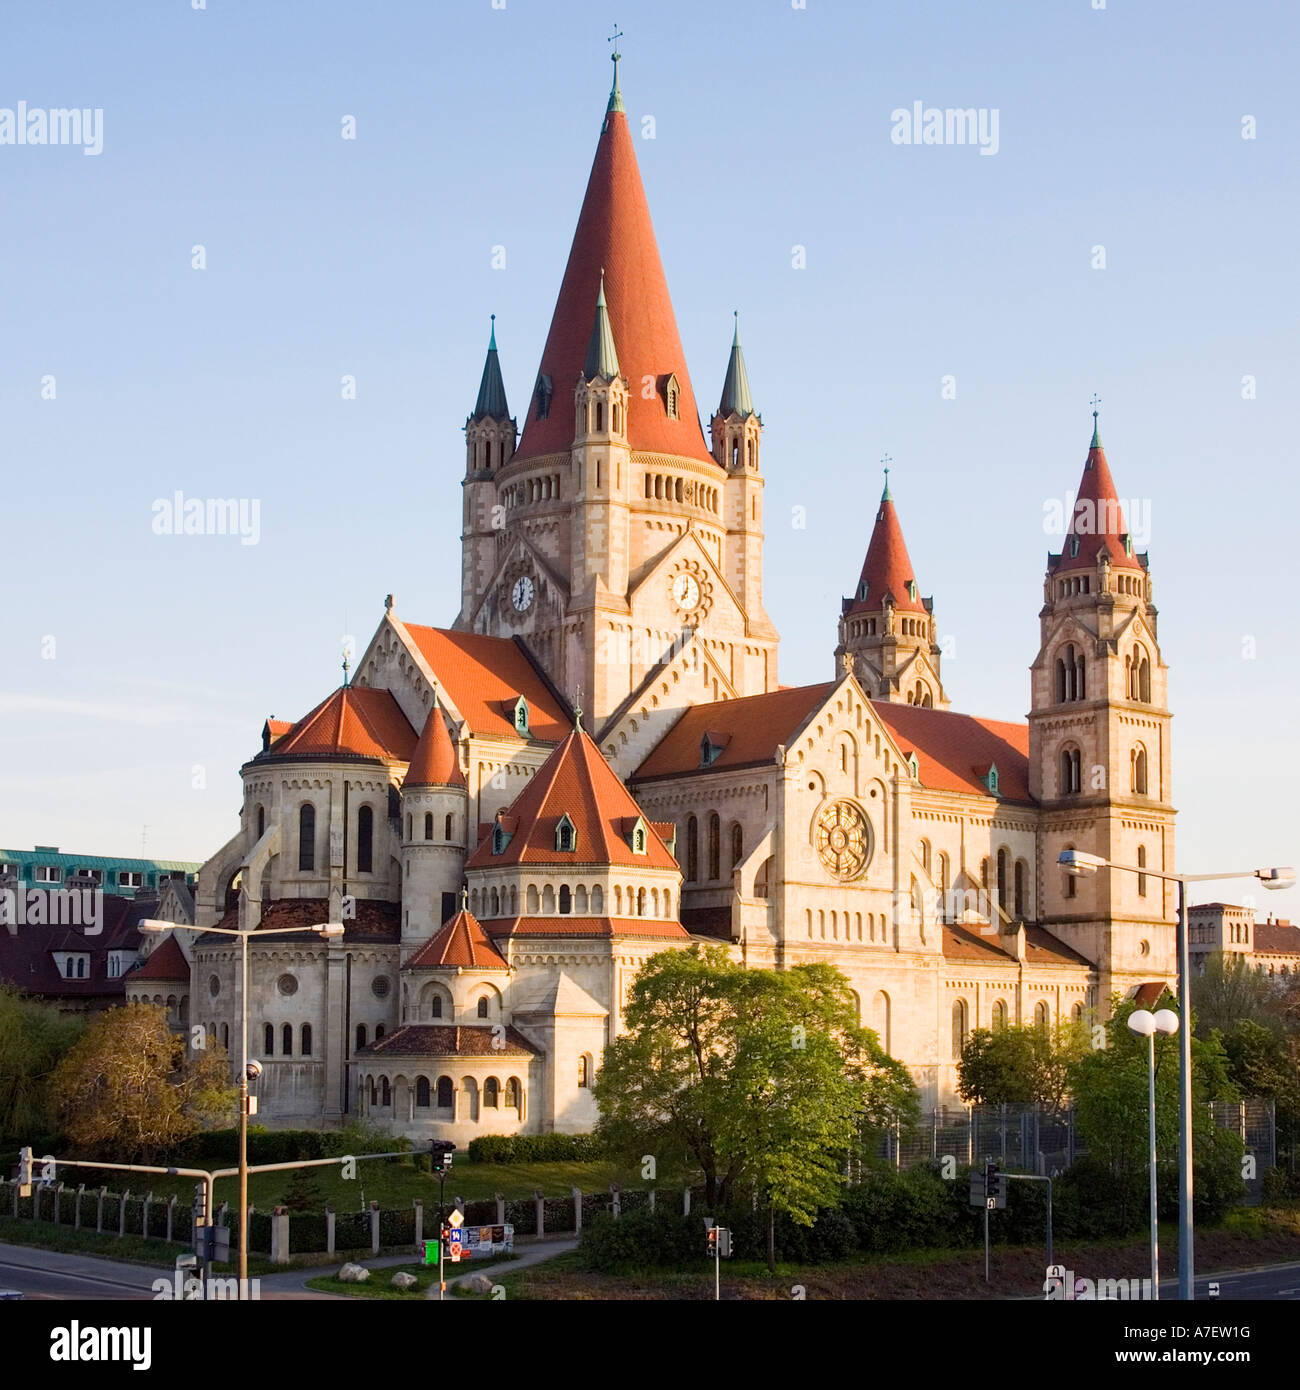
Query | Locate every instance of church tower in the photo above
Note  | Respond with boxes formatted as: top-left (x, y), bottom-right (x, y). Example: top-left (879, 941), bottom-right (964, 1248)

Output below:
top-left (399, 701), bottom-right (469, 962)
top-left (1029, 412), bottom-right (1175, 1007)
top-left (461, 319), bottom-right (517, 626)
top-left (836, 473), bottom-right (948, 708)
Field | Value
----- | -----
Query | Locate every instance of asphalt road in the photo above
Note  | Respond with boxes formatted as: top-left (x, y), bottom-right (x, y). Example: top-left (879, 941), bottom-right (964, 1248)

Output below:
top-left (1198, 1262), bottom-right (1300, 1301)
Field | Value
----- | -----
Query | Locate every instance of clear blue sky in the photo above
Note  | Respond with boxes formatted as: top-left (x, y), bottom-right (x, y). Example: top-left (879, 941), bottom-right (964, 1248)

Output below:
top-left (2, 0), bottom-right (1296, 910)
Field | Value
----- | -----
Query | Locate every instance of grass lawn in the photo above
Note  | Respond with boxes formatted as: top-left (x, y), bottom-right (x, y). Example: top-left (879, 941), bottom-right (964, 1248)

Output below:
top-left (34, 1157), bottom-right (625, 1214)
top-left (478, 1205), bottom-right (1300, 1301)
top-left (305, 1252), bottom-right (516, 1300)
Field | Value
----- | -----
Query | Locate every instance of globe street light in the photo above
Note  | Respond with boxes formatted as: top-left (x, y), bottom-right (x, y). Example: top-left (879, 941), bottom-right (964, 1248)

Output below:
top-left (1127, 1006), bottom-right (1179, 1299)
top-left (140, 918), bottom-right (344, 1294)
top-left (1058, 853), bottom-right (1293, 1300)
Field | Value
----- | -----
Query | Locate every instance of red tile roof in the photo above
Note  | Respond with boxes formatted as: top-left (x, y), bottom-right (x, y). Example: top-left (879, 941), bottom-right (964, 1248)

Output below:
top-left (1052, 437), bottom-right (1144, 575)
top-left (405, 910), bottom-right (508, 970)
top-left (1253, 920), bottom-right (1300, 954)
top-left (209, 897), bottom-right (399, 944)
top-left (480, 915), bottom-right (690, 941)
top-left (0, 894), bottom-right (152, 1000)
top-left (404, 706), bottom-right (465, 789)
top-left (358, 1024), bottom-right (535, 1058)
top-left (942, 922), bottom-right (1093, 969)
top-left (633, 683), bottom-right (836, 781)
top-left (1131, 981), bottom-right (1171, 1007)
top-left (847, 489), bottom-right (928, 616)
top-left (871, 702), bottom-right (1032, 802)
top-left (126, 933), bottom-right (189, 981)
top-left (266, 686), bottom-right (417, 763)
top-left (467, 728), bottom-right (678, 870)
top-left (513, 104), bottom-right (714, 465)
top-left (403, 626), bottom-right (572, 743)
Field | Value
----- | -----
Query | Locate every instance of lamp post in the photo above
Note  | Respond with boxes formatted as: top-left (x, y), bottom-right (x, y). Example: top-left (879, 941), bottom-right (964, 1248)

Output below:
top-left (141, 918), bottom-right (344, 1296)
top-left (1057, 854), bottom-right (1293, 1300)
top-left (1127, 1006), bottom-right (1179, 1299)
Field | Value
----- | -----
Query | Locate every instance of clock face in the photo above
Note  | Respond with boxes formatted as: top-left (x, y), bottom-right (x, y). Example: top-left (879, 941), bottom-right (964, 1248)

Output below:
top-left (671, 573), bottom-right (700, 612)
top-left (511, 576), bottom-right (534, 612)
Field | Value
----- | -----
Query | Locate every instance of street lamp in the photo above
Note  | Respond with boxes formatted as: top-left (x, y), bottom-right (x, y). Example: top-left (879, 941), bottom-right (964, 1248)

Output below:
top-left (140, 918), bottom-right (344, 1295)
top-left (1127, 1006), bottom-right (1179, 1299)
top-left (1057, 852), bottom-right (1293, 1300)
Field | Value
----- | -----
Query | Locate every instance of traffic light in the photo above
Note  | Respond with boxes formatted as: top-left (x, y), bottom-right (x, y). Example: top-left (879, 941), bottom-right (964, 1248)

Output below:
top-left (985, 1162), bottom-right (1006, 1207)
top-left (707, 1227), bottom-right (719, 1256)
top-left (430, 1140), bottom-right (456, 1173)
top-left (717, 1228), bottom-right (732, 1258)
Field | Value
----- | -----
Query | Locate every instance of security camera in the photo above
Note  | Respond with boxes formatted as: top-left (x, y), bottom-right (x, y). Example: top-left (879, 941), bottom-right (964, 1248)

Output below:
top-left (245, 1059), bottom-right (263, 1081)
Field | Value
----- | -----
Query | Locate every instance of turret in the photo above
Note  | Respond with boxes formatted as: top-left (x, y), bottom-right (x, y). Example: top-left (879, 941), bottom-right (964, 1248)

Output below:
top-left (399, 701), bottom-right (468, 958)
top-left (461, 317), bottom-right (517, 625)
top-left (836, 470), bottom-right (947, 708)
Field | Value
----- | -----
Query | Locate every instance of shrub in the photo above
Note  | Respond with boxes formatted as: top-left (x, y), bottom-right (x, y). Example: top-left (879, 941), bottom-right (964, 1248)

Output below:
top-left (467, 1132), bottom-right (603, 1163)
top-left (579, 1207), bottom-right (706, 1274)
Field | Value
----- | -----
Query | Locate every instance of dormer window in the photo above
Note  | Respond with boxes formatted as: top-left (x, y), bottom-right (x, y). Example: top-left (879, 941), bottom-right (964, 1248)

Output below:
top-left (555, 813), bottom-right (577, 853)
top-left (534, 374), bottom-right (552, 421)
top-left (510, 696), bottom-right (530, 736)
top-left (665, 373), bottom-right (680, 420)
top-left (700, 732), bottom-right (729, 768)
top-left (907, 753), bottom-right (920, 779)
top-left (1069, 536), bottom-right (1081, 558)
top-left (627, 816), bottom-right (649, 855)
top-left (907, 580), bottom-right (917, 603)
top-left (985, 764), bottom-right (1000, 795)
top-left (1123, 533), bottom-right (1134, 556)
top-left (858, 581), bottom-right (869, 602)
top-left (492, 819), bottom-right (514, 855)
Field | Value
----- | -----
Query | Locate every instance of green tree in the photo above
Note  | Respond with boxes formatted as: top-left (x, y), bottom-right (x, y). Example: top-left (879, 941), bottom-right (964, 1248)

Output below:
top-left (593, 945), bottom-right (917, 1269)
top-left (1191, 952), bottom-right (1283, 1035)
top-left (0, 985), bottom-right (83, 1137)
top-left (957, 1021), bottom-right (1091, 1112)
top-left (280, 1165), bottom-right (326, 1212)
top-left (51, 1003), bottom-right (237, 1161)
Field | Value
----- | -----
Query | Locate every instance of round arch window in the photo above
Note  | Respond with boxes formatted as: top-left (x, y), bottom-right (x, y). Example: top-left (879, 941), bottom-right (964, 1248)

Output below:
top-left (277, 973), bottom-right (298, 997)
top-left (372, 976), bottom-right (391, 999)
top-left (208, 974), bottom-right (221, 998)
top-left (815, 800), bottom-right (872, 881)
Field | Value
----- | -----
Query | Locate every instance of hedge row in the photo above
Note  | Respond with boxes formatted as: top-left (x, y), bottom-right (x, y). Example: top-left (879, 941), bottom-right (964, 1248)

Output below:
top-left (466, 1133), bottom-right (603, 1164)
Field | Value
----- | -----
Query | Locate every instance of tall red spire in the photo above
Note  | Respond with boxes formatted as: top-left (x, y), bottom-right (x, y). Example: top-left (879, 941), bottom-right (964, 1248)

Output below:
top-left (848, 475), bottom-right (927, 615)
top-left (514, 83), bottom-right (713, 464)
top-left (1055, 414), bottom-right (1143, 573)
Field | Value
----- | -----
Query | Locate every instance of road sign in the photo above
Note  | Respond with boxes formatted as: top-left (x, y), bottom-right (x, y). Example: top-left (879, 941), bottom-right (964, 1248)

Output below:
top-left (448, 1209), bottom-right (464, 1228)
top-left (423, 1239), bottom-right (439, 1266)
top-left (448, 1228), bottom-right (463, 1246)
top-left (450, 1247), bottom-right (461, 1263)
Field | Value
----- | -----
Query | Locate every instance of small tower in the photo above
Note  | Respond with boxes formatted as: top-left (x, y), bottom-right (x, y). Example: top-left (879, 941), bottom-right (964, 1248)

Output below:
top-left (460, 318), bottom-right (517, 626)
top-left (399, 701), bottom-right (469, 960)
top-left (1029, 411), bottom-right (1174, 1008)
top-left (567, 274), bottom-right (632, 716)
top-left (714, 314), bottom-right (773, 653)
top-left (836, 471), bottom-right (947, 708)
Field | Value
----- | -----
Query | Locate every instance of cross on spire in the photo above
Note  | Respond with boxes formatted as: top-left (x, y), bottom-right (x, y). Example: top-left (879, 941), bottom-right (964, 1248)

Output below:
top-left (881, 454), bottom-right (893, 502)
top-left (607, 23), bottom-right (625, 113)
top-left (1090, 393), bottom-right (1102, 448)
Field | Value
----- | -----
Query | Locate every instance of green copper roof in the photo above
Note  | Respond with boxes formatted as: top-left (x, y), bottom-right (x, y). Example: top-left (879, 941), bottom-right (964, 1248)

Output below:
top-left (1090, 410), bottom-right (1102, 449)
top-left (718, 311), bottom-right (755, 418)
top-left (881, 467), bottom-right (893, 503)
top-left (584, 274), bottom-right (621, 380)
top-left (607, 44), bottom-right (625, 114)
top-left (472, 315), bottom-right (511, 421)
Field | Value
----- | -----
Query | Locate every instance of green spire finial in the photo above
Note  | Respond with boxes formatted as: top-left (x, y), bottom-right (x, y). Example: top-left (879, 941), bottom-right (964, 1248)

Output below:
top-left (584, 270), bottom-right (621, 379)
top-left (718, 311), bottom-right (755, 419)
top-left (732, 309), bottom-right (741, 348)
top-left (472, 315), bottom-right (510, 420)
top-left (881, 454), bottom-right (893, 501)
top-left (489, 312), bottom-right (496, 352)
top-left (607, 24), bottom-right (625, 113)
top-left (1090, 393), bottom-right (1102, 448)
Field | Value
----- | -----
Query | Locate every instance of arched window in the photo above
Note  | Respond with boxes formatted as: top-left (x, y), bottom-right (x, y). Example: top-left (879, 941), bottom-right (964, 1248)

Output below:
top-left (425, 812), bottom-right (434, 840)
top-left (357, 805), bottom-right (374, 874)
top-left (919, 839), bottom-right (932, 875)
top-left (1060, 746), bottom-right (1081, 795)
top-left (685, 816), bottom-right (699, 882)
top-left (1063, 843), bottom-right (1077, 899)
top-left (873, 991), bottom-right (891, 1054)
top-left (578, 1054), bottom-right (591, 1088)
top-left (1132, 745), bottom-right (1148, 795)
top-left (375, 1024), bottom-right (384, 1040)
top-left (1137, 844), bottom-right (1148, 897)
top-left (437, 1076), bottom-right (453, 1108)
top-left (992, 999), bottom-right (1007, 1031)
top-left (731, 822), bottom-right (744, 870)
top-left (637, 887), bottom-right (647, 916)
top-left (298, 803), bottom-right (315, 871)
top-left (282, 1023), bottom-right (293, 1056)
top-left (256, 805), bottom-right (265, 839)
top-left (1071, 1002), bottom-right (1084, 1022)
top-left (504, 1077), bottom-right (520, 1110)
top-left (996, 848), bottom-right (1009, 912)
top-left (300, 1024), bottom-right (312, 1056)
top-left (1034, 1001), bottom-right (1049, 1032)
top-left (431, 995), bottom-right (442, 1018)
top-left (356, 1024), bottom-right (367, 1050)
top-left (559, 884), bottom-right (572, 914)
top-left (1014, 859), bottom-right (1027, 917)
top-left (381, 1077), bottom-right (391, 1107)
top-left (477, 996), bottom-right (489, 1019)
top-left (445, 813), bottom-right (454, 840)
top-left (484, 1077), bottom-right (500, 1108)
top-left (708, 813), bottom-right (721, 880)
top-left (416, 1077), bottom-right (430, 1107)
top-left (952, 999), bottom-right (968, 1058)
top-left (264, 1023), bottom-right (274, 1055)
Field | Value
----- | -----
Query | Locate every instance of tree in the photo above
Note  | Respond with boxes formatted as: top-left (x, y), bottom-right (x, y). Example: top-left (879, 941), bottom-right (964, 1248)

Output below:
top-left (957, 1021), bottom-right (1091, 1112)
top-left (592, 945), bottom-right (918, 1269)
top-left (0, 986), bottom-right (83, 1137)
top-left (280, 1165), bottom-right (326, 1212)
top-left (51, 1003), bottom-right (237, 1161)
top-left (1191, 952), bottom-right (1284, 1036)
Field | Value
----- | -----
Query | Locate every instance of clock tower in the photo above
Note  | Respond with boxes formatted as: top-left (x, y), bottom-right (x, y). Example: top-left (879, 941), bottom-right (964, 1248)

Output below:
top-left (454, 55), bottom-right (779, 726)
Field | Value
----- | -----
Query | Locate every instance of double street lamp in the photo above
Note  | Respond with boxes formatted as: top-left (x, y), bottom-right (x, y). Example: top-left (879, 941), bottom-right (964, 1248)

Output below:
top-left (1058, 851), bottom-right (1294, 1301)
top-left (141, 917), bottom-right (344, 1294)
top-left (1127, 1006), bottom-right (1179, 1299)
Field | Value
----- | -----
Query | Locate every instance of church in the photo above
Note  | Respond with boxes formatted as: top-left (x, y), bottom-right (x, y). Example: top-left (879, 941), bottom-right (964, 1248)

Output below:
top-left (168, 55), bottom-right (1177, 1141)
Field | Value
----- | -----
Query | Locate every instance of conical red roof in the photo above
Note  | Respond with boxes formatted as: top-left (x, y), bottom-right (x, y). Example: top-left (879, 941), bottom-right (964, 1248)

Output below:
top-left (514, 102), bottom-right (713, 464)
top-left (405, 707), bottom-right (465, 789)
top-left (466, 726), bottom-right (677, 870)
top-left (847, 487), bottom-right (927, 615)
top-left (266, 686), bottom-right (417, 762)
top-left (405, 909), bottom-right (507, 971)
top-left (1056, 433), bottom-right (1143, 573)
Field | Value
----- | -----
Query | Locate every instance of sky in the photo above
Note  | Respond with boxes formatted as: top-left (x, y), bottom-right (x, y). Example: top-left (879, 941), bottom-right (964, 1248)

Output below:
top-left (1, 0), bottom-right (1296, 911)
